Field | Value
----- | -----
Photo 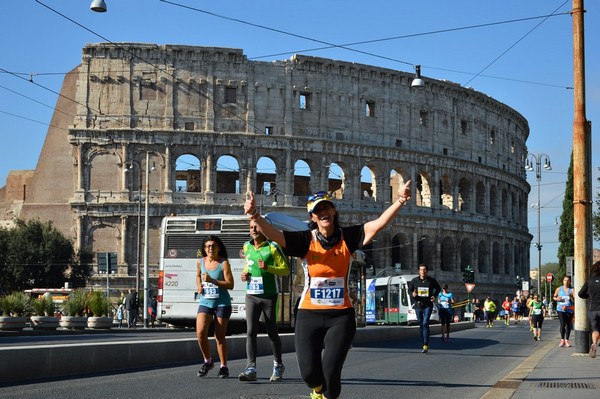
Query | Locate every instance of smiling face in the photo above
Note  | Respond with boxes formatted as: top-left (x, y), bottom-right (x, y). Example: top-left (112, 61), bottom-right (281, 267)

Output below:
top-left (310, 201), bottom-right (336, 232)
top-left (418, 264), bottom-right (428, 278)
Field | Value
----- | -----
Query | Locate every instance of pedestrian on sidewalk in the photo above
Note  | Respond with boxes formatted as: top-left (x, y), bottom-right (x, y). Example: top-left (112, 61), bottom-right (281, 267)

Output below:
top-left (553, 275), bottom-right (574, 347)
top-left (529, 294), bottom-right (546, 341)
top-left (577, 260), bottom-right (600, 358)
top-left (238, 219), bottom-right (290, 383)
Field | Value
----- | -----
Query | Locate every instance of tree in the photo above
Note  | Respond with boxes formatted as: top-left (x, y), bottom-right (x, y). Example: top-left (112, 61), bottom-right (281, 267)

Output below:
top-left (557, 155), bottom-right (574, 280)
top-left (0, 219), bottom-right (90, 292)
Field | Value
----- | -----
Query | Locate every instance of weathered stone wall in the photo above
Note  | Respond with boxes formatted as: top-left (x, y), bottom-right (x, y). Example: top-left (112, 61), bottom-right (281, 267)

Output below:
top-left (17, 43), bottom-right (531, 299)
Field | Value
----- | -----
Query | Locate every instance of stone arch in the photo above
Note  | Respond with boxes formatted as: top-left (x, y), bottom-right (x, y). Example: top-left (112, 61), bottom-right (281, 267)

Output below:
top-left (89, 150), bottom-right (120, 191)
top-left (490, 184), bottom-right (498, 217)
top-left (389, 168), bottom-right (409, 203)
top-left (89, 223), bottom-right (120, 258)
top-left (439, 174), bottom-right (453, 209)
top-left (293, 159), bottom-right (311, 197)
top-left (504, 242), bottom-right (512, 275)
top-left (475, 181), bottom-right (486, 214)
top-left (391, 233), bottom-right (411, 270)
top-left (458, 177), bottom-right (471, 212)
top-left (216, 154), bottom-right (240, 194)
top-left (477, 240), bottom-right (488, 273)
top-left (327, 162), bottom-right (346, 199)
top-left (360, 165), bottom-right (375, 200)
top-left (417, 234), bottom-right (435, 270)
top-left (460, 238), bottom-right (473, 271)
top-left (416, 172), bottom-right (432, 207)
top-left (501, 188), bottom-right (509, 219)
top-left (440, 236), bottom-right (455, 271)
top-left (175, 153), bottom-right (201, 192)
top-left (492, 241), bottom-right (501, 274)
top-left (257, 156), bottom-right (278, 197)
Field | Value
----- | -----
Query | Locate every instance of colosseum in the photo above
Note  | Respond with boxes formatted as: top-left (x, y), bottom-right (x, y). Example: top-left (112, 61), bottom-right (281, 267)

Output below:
top-left (5, 42), bottom-right (532, 300)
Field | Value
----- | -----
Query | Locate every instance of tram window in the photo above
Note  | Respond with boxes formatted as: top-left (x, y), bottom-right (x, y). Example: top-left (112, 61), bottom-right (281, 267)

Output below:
top-left (389, 285), bottom-right (399, 308)
top-left (401, 285), bottom-right (409, 307)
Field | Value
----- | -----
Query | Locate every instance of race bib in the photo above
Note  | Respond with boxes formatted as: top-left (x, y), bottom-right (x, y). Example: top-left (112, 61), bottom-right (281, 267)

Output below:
top-left (440, 300), bottom-right (449, 309)
top-left (202, 282), bottom-right (219, 299)
top-left (417, 287), bottom-right (430, 297)
top-left (247, 276), bottom-right (264, 295)
top-left (532, 308), bottom-right (542, 315)
top-left (310, 277), bottom-right (345, 306)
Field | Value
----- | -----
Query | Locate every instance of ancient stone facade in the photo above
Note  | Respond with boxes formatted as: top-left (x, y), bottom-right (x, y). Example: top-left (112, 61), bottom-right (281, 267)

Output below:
top-left (16, 43), bottom-right (532, 298)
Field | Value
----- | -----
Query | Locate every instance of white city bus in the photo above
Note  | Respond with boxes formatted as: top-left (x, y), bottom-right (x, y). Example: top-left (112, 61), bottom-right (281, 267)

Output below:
top-left (157, 213), bottom-right (308, 328)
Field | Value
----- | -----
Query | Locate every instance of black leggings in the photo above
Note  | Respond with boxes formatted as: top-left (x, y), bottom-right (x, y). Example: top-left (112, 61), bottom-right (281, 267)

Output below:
top-left (295, 308), bottom-right (356, 399)
top-left (558, 311), bottom-right (573, 339)
top-left (245, 294), bottom-right (282, 367)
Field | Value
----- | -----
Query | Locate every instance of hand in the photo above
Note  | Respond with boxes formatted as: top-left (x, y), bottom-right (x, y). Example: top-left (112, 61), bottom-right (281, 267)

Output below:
top-left (397, 180), bottom-right (412, 203)
top-left (244, 192), bottom-right (256, 216)
top-left (202, 273), bottom-right (210, 282)
top-left (257, 259), bottom-right (266, 270)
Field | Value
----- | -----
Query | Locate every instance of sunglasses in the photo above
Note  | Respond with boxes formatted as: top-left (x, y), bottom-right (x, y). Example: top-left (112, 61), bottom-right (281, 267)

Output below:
top-left (307, 191), bottom-right (333, 204)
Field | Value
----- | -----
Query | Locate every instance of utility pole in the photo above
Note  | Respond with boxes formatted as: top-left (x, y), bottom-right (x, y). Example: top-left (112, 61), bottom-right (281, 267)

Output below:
top-left (572, 0), bottom-right (592, 353)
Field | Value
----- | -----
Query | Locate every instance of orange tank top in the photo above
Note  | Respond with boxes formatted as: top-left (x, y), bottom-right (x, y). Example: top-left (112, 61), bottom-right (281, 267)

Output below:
top-left (298, 230), bottom-right (353, 310)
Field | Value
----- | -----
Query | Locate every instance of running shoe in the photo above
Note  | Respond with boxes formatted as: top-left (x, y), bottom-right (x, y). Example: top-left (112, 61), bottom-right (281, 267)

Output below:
top-left (197, 362), bottom-right (214, 377)
top-left (310, 390), bottom-right (324, 399)
top-left (270, 364), bottom-right (285, 382)
top-left (589, 343), bottom-right (597, 358)
top-left (217, 366), bottom-right (229, 379)
top-left (238, 367), bottom-right (257, 382)
top-left (533, 335), bottom-right (537, 341)
top-left (565, 340), bottom-right (571, 347)
top-left (421, 345), bottom-right (428, 353)
top-left (559, 339), bottom-right (565, 347)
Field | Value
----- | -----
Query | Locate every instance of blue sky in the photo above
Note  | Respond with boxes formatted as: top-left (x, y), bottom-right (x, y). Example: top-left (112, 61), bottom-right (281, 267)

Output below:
top-left (1, 1), bottom-right (598, 267)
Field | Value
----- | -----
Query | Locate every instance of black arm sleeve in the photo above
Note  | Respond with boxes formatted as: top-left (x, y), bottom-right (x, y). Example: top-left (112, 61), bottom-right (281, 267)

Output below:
top-left (282, 230), bottom-right (312, 258)
top-left (578, 281), bottom-right (589, 299)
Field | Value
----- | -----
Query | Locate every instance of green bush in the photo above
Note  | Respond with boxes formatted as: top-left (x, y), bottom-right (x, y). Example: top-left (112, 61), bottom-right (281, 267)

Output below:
top-left (87, 291), bottom-right (110, 317)
top-left (61, 289), bottom-right (88, 317)
top-left (30, 296), bottom-right (56, 317)
top-left (0, 292), bottom-right (31, 317)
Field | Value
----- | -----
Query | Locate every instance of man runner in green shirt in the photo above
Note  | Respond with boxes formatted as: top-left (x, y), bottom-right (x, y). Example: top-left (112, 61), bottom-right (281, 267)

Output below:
top-left (238, 219), bottom-right (290, 382)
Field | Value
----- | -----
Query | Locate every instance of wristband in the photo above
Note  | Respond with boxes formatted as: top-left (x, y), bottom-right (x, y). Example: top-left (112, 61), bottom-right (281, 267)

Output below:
top-left (249, 208), bottom-right (258, 217)
top-left (212, 279), bottom-right (218, 285)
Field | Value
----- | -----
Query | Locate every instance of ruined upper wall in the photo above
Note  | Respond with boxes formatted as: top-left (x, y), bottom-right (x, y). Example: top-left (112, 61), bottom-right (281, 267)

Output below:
top-left (75, 43), bottom-right (529, 176)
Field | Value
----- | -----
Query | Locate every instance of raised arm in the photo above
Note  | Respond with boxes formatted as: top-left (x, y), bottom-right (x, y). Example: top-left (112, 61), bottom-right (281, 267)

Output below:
top-left (363, 180), bottom-right (411, 246)
top-left (244, 192), bottom-right (287, 248)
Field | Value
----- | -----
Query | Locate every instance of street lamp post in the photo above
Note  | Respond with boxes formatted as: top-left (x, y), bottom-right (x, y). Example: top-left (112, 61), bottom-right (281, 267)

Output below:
top-left (525, 153), bottom-right (552, 296)
top-left (127, 152), bottom-right (154, 328)
top-left (142, 151), bottom-right (155, 328)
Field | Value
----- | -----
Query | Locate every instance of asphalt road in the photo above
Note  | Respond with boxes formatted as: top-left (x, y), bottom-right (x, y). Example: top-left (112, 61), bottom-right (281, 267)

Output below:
top-left (1, 319), bottom-right (554, 399)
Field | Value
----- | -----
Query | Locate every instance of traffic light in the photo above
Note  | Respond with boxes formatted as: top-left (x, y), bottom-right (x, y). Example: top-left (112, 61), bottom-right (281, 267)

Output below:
top-left (463, 265), bottom-right (474, 283)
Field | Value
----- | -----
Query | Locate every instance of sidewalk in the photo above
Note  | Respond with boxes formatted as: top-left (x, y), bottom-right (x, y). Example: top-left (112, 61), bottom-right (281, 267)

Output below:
top-left (483, 335), bottom-right (600, 399)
